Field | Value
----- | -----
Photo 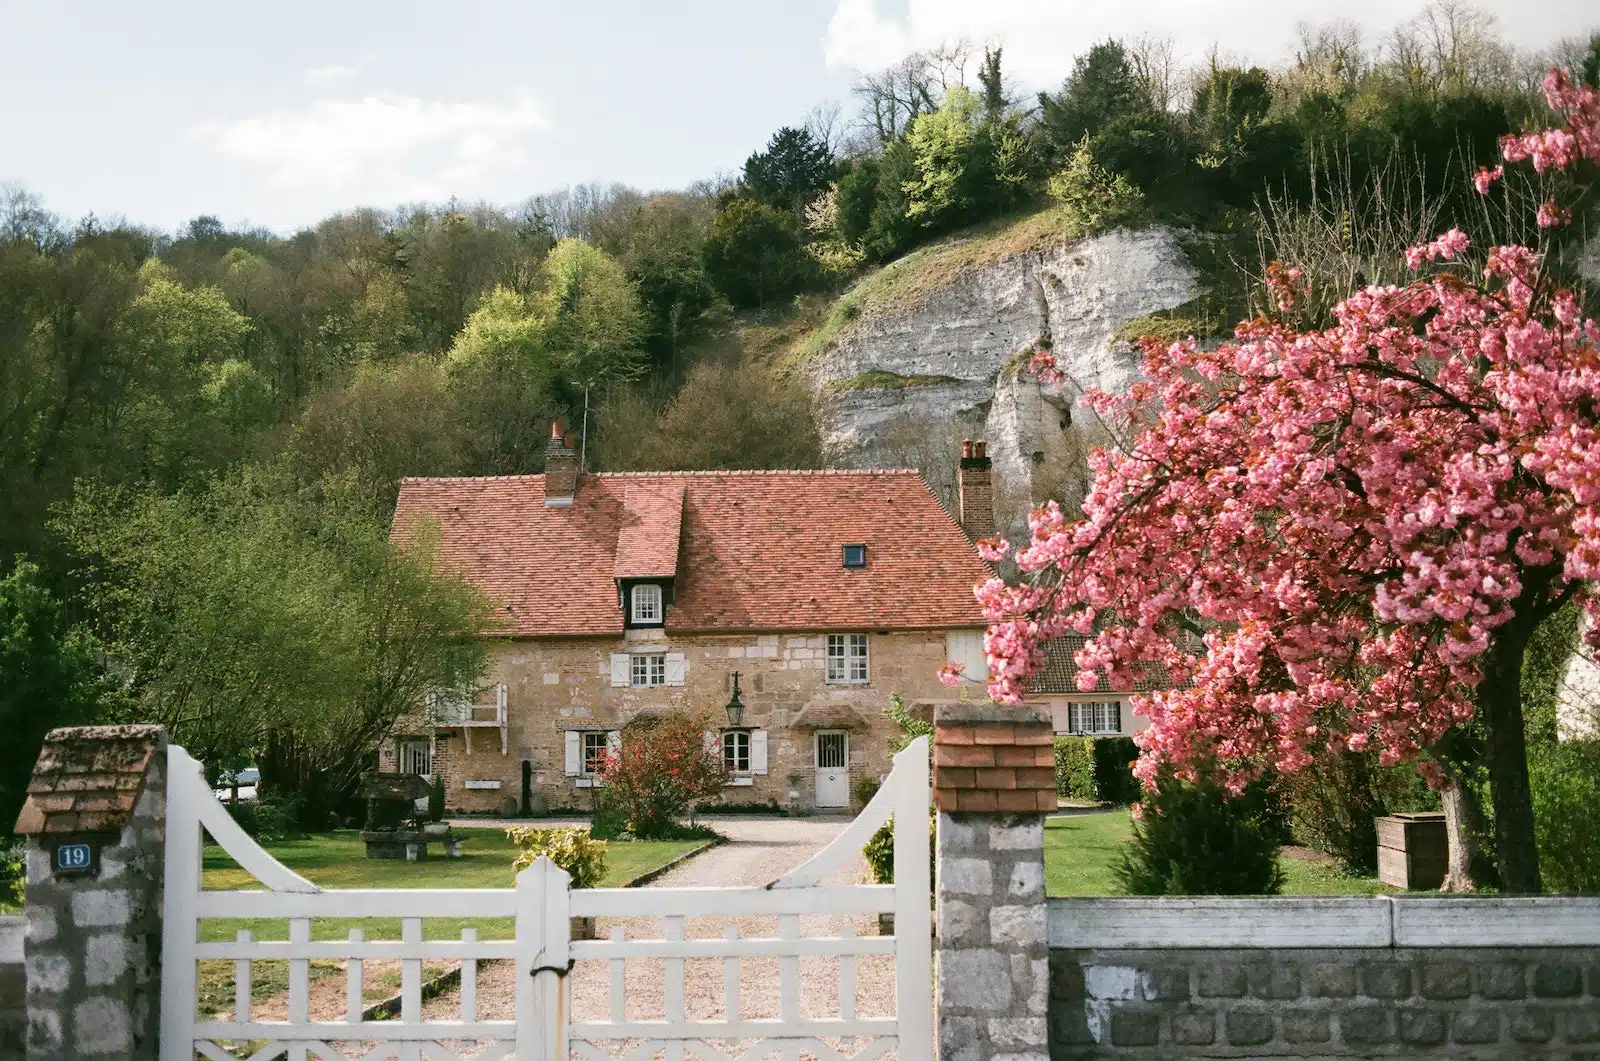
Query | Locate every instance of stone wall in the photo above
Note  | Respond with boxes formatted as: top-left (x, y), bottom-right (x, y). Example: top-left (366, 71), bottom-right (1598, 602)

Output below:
top-left (1047, 898), bottom-right (1600, 1060)
top-left (390, 629), bottom-right (964, 814)
top-left (2, 916), bottom-right (23, 1056)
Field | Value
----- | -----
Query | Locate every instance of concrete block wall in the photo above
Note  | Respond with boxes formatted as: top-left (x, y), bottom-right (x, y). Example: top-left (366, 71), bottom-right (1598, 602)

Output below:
top-left (1046, 898), bottom-right (1600, 1060)
top-left (2, 916), bottom-right (24, 1056)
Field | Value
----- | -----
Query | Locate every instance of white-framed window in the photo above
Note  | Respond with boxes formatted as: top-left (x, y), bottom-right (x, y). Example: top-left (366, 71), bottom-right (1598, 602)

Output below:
top-left (582, 730), bottom-right (610, 776)
top-left (400, 738), bottom-right (433, 778)
top-left (631, 652), bottom-right (667, 687)
top-left (722, 730), bottom-right (751, 773)
top-left (632, 583), bottom-right (663, 624)
top-left (1068, 701), bottom-right (1122, 735)
top-left (826, 633), bottom-right (869, 684)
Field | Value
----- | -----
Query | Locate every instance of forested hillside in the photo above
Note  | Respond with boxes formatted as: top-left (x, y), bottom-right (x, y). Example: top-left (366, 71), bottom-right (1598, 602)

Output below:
top-left (3, 3), bottom-right (1598, 829)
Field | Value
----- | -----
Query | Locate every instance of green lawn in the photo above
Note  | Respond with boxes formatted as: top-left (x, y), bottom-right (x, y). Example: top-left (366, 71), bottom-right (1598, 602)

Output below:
top-left (194, 827), bottom-right (706, 1017)
top-left (1044, 811), bottom-right (1390, 897)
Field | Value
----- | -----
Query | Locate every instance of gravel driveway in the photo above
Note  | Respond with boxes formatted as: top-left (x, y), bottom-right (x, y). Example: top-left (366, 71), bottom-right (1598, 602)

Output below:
top-left (422, 815), bottom-right (900, 1055)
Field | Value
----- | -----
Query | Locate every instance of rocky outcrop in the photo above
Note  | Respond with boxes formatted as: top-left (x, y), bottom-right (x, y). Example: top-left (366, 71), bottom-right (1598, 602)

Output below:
top-left (808, 226), bottom-right (1199, 535)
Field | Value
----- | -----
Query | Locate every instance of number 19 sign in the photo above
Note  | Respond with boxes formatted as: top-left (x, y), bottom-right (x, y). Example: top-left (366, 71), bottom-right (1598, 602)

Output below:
top-left (53, 841), bottom-right (95, 876)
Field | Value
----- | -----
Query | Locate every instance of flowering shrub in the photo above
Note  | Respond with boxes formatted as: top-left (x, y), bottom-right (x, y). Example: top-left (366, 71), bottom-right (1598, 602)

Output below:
top-left (961, 69), bottom-right (1600, 893)
top-left (507, 826), bottom-right (608, 889)
top-left (596, 712), bottom-right (728, 839)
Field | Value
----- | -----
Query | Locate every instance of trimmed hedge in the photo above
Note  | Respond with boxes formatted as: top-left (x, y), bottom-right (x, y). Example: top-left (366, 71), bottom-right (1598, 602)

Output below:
top-left (1092, 737), bottom-right (1142, 804)
top-left (1054, 736), bottom-right (1095, 799)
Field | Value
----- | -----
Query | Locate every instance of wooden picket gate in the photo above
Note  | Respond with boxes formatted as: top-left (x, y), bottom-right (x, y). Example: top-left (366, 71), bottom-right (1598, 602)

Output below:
top-left (159, 738), bottom-right (932, 1061)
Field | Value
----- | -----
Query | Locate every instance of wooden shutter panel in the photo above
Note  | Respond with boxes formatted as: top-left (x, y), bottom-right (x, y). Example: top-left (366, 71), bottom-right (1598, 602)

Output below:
top-left (703, 731), bottom-right (719, 758)
top-left (750, 730), bottom-right (768, 775)
top-left (610, 654), bottom-right (631, 687)
top-left (564, 731), bottom-right (582, 776)
top-left (606, 729), bottom-right (622, 757)
top-left (664, 652), bottom-right (686, 686)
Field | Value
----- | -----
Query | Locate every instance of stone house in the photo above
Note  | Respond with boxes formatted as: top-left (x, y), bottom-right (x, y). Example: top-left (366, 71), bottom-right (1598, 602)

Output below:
top-left (382, 426), bottom-right (995, 814)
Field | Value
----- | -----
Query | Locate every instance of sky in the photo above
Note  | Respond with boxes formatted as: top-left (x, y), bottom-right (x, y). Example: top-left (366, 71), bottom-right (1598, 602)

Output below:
top-left (1, 0), bottom-right (1594, 234)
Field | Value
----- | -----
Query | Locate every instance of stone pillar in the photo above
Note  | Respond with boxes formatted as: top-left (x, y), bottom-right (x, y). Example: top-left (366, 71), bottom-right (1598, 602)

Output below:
top-left (934, 702), bottom-right (1054, 1061)
top-left (13, 725), bottom-right (168, 1061)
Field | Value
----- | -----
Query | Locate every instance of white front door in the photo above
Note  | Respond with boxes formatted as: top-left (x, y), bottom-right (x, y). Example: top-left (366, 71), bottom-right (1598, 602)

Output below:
top-left (814, 730), bottom-right (849, 807)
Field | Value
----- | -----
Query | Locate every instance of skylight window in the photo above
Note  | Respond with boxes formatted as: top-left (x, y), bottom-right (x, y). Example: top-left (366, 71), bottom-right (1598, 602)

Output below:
top-left (842, 544), bottom-right (867, 569)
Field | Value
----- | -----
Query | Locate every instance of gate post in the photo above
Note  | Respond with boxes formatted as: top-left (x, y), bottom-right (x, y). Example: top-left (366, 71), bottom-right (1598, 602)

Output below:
top-left (515, 856), bottom-right (571, 1061)
top-left (933, 703), bottom-right (1052, 1061)
top-left (13, 725), bottom-right (168, 1061)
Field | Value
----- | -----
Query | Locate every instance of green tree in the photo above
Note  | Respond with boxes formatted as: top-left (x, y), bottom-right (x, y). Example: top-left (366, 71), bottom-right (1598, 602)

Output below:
top-left (903, 86), bottom-right (993, 229)
top-left (534, 238), bottom-right (647, 390)
top-left (741, 126), bottom-right (836, 216)
top-left (1036, 41), bottom-right (1154, 166)
top-left (0, 558), bottom-right (124, 837)
top-left (701, 200), bottom-right (815, 308)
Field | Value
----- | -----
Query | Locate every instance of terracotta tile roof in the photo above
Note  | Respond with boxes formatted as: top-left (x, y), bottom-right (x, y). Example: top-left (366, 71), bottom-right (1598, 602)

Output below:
top-left (13, 725), bottom-right (166, 836)
top-left (1027, 636), bottom-right (1172, 696)
top-left (614, 480), bottom-right (684, 580)
top-left (392, 470), bottom-right (989, 637)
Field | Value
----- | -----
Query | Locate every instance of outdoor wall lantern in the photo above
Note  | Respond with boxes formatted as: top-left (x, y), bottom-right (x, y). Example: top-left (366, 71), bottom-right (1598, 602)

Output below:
top-left (725, 671), bottom-right (746, 729)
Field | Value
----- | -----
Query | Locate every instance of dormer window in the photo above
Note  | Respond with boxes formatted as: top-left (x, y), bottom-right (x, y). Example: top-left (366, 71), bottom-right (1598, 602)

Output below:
top-left (631, 583), bottom-right (663, 624)
top-left (842, 543), bottom-right (867, 569)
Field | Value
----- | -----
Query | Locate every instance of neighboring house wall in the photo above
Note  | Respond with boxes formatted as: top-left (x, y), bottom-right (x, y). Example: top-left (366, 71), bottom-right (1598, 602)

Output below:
top-left (1043, 696), bottom-right (1150, 739)
top-left (1556, 631), bottom-right (1600, 740)
top-left (0, 916), bottom-right (21, 1057)
top-left (383, 628), bottom-right (969, 813)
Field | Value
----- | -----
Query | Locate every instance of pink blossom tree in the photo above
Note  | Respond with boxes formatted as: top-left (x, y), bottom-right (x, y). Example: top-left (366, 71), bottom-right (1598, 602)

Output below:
top-left (959, 71), bottom-right (1600, 893)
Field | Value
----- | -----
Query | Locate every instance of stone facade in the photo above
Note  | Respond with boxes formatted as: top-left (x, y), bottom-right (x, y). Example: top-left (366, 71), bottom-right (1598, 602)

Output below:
top-left (934, 701), bottom-right (1055, 1061)
top-left (1049, 947), bottom-right (1600, 1060)
top-left (2, 916), bottom-right (23, 1057)
top-left (384, 628), bottom-right (970, 814)
top-left (19, 727), bottom-right (167, 1061)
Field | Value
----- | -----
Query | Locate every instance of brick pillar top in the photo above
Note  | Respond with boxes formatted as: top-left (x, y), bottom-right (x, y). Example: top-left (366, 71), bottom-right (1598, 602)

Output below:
top-left (933, 701), bottom-right (1054, 814)
top-left (13, 725), bottom-right (167, 838)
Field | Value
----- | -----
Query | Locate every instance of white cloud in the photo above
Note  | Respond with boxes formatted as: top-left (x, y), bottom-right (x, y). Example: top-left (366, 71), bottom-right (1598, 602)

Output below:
top-left (301, 57), bottom-right (373, 87)
top-left (193, 92), bottom-right (549, 201)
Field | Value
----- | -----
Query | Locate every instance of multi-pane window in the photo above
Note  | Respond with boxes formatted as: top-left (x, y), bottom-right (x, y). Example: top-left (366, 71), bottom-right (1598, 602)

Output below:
top-left (400, 739), bottom-right (432, 778)
top-left (632, 584), bottom-right (662, 623)
top-left (582, 731), bottom-right (610, 776)
top-left (631, 652), bottom-right (667, 687)
top-left (1068, 701), bottom-right (1122, 735)
top-left (722, 730), bottom-right (751, 773)
top-left (826, 634), bottom-right (869, 683)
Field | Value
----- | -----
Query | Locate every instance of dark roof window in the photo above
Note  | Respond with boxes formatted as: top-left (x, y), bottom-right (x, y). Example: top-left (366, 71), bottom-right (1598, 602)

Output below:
top-left (842, 543), bottom-right (867, 569)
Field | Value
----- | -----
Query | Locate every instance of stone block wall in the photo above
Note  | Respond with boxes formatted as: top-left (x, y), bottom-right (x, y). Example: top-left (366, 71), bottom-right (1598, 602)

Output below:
top-left (2, 916), bottom-right (24, 1056)
top-left (1049, 947), bottom-right (1600, 1059)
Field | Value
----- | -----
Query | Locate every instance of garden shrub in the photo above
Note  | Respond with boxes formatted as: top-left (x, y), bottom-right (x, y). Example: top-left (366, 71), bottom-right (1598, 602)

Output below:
top-left (232, 794), bottom-right (304, 842)
top-left (507, 826), bottom-right (608, 888)
top-left (1047, 140), bottom-right (1147, 238)
top-left (0, 839), bottom-right (23, 908)
top-left (1530, 740), bottom-right (1600, 893)
top-left (1114, 770), bottom-right (1286, 896)
top-left (1091, 737), bottom-right (1142, 804)
top-left (427, 776), bottom-right (445, 823)
top-left (861, 814), bottom-right (936, 886)
top-left (852, 775), bottom-right (882, 808)
top-left (1281, 750), bottom-right (1437, 874)
top-left (597, 712), bottom-right (728, 839)
top-left (1054, 736), bottom-right (1094, 799)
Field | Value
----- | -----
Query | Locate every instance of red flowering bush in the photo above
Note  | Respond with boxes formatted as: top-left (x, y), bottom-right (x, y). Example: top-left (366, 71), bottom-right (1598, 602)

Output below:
top-left (596, 712), bottom-right (728, 839)
top-left (962, 69), bottom-right (1600, 893)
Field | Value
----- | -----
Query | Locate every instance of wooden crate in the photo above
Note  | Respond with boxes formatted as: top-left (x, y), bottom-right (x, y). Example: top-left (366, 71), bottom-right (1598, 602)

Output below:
top-left (1376, 812), bottom-right (1448, 890)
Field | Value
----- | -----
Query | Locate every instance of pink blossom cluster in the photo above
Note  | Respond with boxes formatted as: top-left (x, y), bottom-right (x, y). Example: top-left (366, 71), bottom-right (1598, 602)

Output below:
top-left (976, 72), bottom-right (1600, 791)
top-left (1500, 71), bottom-right (1600, 173)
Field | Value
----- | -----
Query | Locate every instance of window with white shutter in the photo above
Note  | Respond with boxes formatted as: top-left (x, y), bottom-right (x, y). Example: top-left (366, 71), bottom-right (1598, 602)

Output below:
top-left (609, 654), bottom-right (631, 686)
top-left (664, 652), bottom-right (686, 686)
top-left (631, 652), bottom-right (667, 687)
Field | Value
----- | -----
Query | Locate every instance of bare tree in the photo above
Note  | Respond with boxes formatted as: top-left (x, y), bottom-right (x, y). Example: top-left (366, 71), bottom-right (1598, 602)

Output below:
top-left (1128, 34), bottom-right (1185, 112)
top-left (804, 102), bottom-right (847, 155)
top-left (849, 39), bottom-right (971, 147)
top-left (1380, 0), bottom-right (1518, 96)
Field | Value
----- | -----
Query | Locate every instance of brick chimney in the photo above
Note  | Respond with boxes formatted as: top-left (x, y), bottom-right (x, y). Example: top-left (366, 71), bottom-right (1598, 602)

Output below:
top-left (958, 439), bottom-right (996, 542)
top-left (544, 421), bottom-right (579, 507)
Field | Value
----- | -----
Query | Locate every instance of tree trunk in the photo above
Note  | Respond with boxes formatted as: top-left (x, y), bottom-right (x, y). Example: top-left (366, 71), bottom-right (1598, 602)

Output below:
top-left (1439, 777), bottom-right (1496, 892)
top-left (1480, 628), bottom-right (1544, 893)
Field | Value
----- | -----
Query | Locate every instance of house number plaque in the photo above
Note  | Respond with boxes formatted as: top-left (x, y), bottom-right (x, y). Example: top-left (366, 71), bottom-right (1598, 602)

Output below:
top-left (53, 841), bottom-right (97, 877)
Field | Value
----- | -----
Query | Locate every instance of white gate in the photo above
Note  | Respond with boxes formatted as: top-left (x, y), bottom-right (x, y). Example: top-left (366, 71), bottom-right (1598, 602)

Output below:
top-left (160, 738), bottom-right (931, 1061)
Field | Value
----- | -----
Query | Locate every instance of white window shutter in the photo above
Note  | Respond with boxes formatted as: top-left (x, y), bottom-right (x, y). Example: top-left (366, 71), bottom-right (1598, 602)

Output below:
top-left (703, 730), bottom-right (719, 757)
top-left (750, 730), bottom-right (768, 775)
top-left (610, 654), bottom-right (631, 687)
top-left (664, 652), bottom-right (686, 686)
top-left (564, 730), bottom-right (582, 776)
top-left (606, 729), bottom-right (622, 757)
